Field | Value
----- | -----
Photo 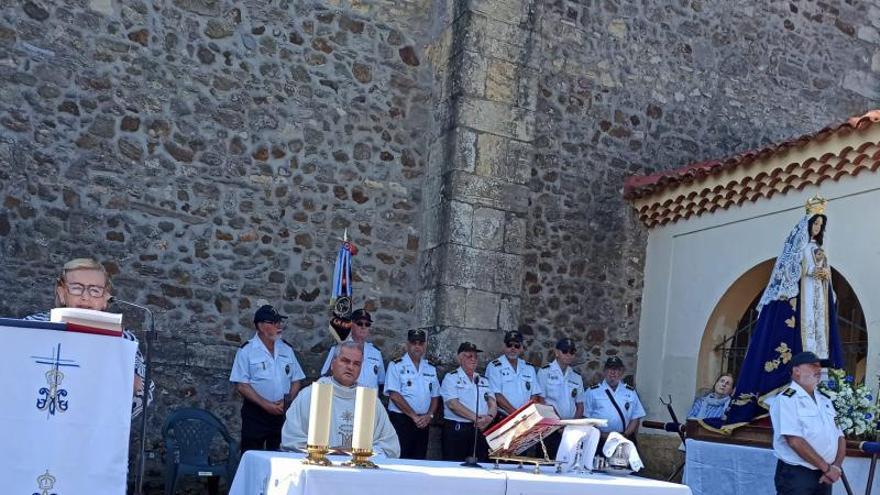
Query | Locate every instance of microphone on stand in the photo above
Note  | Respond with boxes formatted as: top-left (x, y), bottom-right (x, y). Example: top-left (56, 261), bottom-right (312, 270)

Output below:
top-left (109, 297), bottom-right (155, 495)
top-left (462, 373), bottom-right (484, 468)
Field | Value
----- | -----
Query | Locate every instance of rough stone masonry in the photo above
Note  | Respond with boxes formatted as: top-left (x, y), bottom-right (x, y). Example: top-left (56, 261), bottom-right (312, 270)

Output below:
top-left (0, 0), bottom-right (877, 486)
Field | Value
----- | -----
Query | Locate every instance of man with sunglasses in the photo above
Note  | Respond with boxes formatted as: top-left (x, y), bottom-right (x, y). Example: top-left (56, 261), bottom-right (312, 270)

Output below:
top-left (584, 356), bottom-right (645, 442)
top-left (230, 304), bottom-right (306, 453)
top-left (320, 308), bottom-right (385, 390)
top-left (486, 330), bottom-right (542, 417)
top-left (537, 337), bottom-right (585, 458)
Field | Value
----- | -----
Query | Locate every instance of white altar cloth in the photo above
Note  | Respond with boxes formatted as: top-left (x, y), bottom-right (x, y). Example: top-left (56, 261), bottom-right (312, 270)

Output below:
top-left (230, 450), bottom-right (692, 495)
top-left (685, 439), bottom-right (880, 495)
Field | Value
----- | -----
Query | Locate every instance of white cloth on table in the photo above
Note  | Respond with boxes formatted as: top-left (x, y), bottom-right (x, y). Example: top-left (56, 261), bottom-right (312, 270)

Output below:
top-left (602, 432), bottom-right (644, 471)
top-left (555, 424), bottom-right (601, 472)
top-left (229, 450), bottom-right (692, 495)
top-left (685, 438), bottom-right (879, 495)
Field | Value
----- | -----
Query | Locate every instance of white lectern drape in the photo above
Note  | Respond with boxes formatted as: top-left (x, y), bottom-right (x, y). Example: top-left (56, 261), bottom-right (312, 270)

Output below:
top-left (1, 321), bottom-right (136, 495)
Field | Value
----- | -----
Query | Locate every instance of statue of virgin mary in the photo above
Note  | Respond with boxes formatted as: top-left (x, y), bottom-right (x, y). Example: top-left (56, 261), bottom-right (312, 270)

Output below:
top-left (714, 195), bottom-right (844, 431)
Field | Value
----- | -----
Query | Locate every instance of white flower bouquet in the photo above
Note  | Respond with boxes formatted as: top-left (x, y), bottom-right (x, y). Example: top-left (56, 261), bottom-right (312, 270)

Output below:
top-left (818, 368), bottom-right (879, 438)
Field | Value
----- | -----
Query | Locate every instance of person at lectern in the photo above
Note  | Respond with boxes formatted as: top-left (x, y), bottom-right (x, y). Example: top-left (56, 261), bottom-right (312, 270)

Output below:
top-left (23, 257), bottom-right (154, 418)
top-left (439, 341), bottom-right (496, 462)
top-left (230, 304), bottom-right (306, 453)
top-left (281, 341), bottom-right (400, 457)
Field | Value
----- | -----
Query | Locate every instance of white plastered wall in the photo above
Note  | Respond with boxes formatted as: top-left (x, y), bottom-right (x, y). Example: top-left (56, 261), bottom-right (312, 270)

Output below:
top-left (635, 172), bottom-right (880, 427)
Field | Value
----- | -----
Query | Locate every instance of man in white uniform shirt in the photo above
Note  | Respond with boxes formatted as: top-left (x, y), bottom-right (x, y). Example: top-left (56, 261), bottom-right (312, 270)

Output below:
top-left (584, 356), bottom-right (645, 441)
top-left (770, 352), bottom-right (845, 495)
top-left (537, 337), bottom-right (584, 458)
top-left (486, 330), bottom-right (542, 416)
top-left (320, 309), bottom-right (385, 389)
top-left (230, 305), bottom-right (306, 453)
top-left (384, 329), bottom-right (440, 459)
top-left (440, 342), bottom-right (497, 462)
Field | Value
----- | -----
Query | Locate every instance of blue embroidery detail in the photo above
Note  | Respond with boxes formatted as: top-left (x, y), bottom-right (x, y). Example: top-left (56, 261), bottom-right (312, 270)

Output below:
top-left (32, 343), bottom-right (79, 418)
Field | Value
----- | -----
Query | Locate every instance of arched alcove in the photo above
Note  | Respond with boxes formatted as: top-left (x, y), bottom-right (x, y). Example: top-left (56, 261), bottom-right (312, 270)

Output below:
top-left (696, 259), bottom-right (868, 393)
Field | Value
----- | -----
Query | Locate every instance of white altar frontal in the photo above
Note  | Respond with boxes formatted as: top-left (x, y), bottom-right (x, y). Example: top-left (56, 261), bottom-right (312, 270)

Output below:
top-left (685, 439), bottom-right (880, 495)
top-left (230, 450), bottom-right (692, 495)
top-left (2, 319), bottom-right (137, 495)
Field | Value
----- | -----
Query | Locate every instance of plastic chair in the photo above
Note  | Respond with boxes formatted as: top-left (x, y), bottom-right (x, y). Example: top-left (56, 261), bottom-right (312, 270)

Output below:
top-left (162, 407), bottom-right (239, 495)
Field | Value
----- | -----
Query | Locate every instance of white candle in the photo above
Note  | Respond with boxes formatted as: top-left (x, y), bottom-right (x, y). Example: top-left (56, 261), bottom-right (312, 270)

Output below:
top-left (352, 386), bottom-right (377, 450)
top-left (307, 382), bottom-right (333, 446)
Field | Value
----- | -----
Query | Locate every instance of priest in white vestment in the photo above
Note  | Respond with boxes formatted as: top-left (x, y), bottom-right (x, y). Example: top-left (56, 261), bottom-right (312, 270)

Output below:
top-left (281, 341), bottom-right (400, 457)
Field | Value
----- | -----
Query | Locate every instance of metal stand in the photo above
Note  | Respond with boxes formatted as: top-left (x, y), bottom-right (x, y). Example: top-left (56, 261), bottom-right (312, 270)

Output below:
top-left (302, 445), bottom-right (332, 466)
top-left (342, 448), bottom-right (378, 469)
top-left (489, 432), bottom-right (561, 474)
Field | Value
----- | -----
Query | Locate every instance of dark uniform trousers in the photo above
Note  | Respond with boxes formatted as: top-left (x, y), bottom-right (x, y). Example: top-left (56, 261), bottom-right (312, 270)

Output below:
top-left (442, 419), bottom-right (489, 462)
top-left (775, 460), bottom-right (832, 495)
top-left (389, 411), bottom-right (430, 459)
top-left (240, 399), bottom-right (285, 454)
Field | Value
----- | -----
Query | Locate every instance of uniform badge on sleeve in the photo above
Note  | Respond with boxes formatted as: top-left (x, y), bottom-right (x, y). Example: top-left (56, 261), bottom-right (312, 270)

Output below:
top-left (374, 364), bottom-right (379, 375)
top-left (571, 388), bottom-right (577, 398)
top-left (525, 381), bottom-right (531, 391)
top-left (484, 392), bottom-right (490, 402)
top-left (285, 364), bottom-right (291, 375)
top-left (429, 383), bottom-right (433, 392)
top-left (625, 402), bottom-right (630, 410)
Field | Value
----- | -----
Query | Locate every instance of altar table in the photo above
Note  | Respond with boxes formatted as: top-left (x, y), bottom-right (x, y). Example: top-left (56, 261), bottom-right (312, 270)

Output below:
top-left (230, 450), bottom-right (692, 495)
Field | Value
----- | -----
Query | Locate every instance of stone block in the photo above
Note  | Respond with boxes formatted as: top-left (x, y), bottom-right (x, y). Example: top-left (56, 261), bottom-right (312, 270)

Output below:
top-left (498, 295), bottom-right (520, 332)
top-left (415, 289), bottom-right (435, 327)
top-left (493, 251), bottom-right (523, 295)
top-left (455, 96), bottom-right (535, 141)
top-left (464, 288), bottom-right (500, 329)
top-left (444, 200), bottom-right (473, 244)
top-left (467, 0), bottom-right (530, 25)
top-left (472, 207), bottom-right (505, 250)
top-left (439, 243), bottom-right (496, 291)
top-left (474, 133), bottom-right (531, 185)
top-left (446, 170), bottom-right (530, 214)
top-left (431, 326), bottom-right (500, 368)
top-left (435, 284), bottom-right (468, 327)
top-left (503, 212), bottom-right (526, 254)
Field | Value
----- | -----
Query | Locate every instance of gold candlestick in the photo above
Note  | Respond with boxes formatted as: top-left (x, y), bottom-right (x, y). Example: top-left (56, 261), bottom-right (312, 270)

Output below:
top-left (342, 448), bottom-right (378, 469)
top-left (302, 444), bottom-right (333, 466)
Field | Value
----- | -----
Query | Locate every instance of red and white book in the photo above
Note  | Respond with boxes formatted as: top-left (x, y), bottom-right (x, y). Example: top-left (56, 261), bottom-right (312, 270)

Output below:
top-left (50, 308), bottom-right (123, 336)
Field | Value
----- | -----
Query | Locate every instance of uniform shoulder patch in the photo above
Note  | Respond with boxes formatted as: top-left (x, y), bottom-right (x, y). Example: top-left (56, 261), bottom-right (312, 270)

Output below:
top-left (625, 384), bottom-right (635, 391)
top-left (491, 359), bottom-right (501, 367)
top-left (589, 384), bottom-right (600, 390)
top-left (393, 357), bottom-right (403, 364)
top-left (239, 341), bottom-right (250, 348)
top-left (781, 388), bottom-right (796, 398)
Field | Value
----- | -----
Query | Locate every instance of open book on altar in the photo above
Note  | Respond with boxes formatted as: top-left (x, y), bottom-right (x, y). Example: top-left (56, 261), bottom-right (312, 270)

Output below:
top-left (50, 307), bottom-right (123, 336)
top-left (483, 400), bottom-right (607, 456)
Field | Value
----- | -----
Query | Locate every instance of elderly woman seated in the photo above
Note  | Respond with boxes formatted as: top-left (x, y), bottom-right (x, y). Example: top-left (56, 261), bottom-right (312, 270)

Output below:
top-left (24, 257), bottom-right (154, 418)
top-left (687, 373), bottom-right (734, 420)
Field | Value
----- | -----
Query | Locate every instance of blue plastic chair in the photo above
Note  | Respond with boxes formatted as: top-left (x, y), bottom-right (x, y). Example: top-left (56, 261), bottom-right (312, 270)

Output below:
top-left (162, 407), bottom-right (238, 495)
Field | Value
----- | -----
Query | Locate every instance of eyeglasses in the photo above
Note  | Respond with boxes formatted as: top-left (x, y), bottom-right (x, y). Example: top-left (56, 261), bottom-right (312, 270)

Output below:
top-left (355, 320), bottom-right (372, 327)
top-left (65, 283), bottom-right (106, 298)
top-left (506, 342), bottom-right (522, 349)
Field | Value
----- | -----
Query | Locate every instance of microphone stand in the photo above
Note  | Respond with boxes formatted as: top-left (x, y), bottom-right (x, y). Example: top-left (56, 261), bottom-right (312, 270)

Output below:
top-left (462, 373), bottom-right (484, 468)
top-left (110, 297), bottom-right (155, 495)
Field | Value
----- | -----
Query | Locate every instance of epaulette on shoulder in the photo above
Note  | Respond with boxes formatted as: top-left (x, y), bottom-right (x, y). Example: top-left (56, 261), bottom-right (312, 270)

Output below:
top-left (542, 364), bottom-right (551, 369)
top-left (427, 359), bottom-right (439, 368)
top-left (239, 341), bottom-right (250, 348)
top-left (625, 384), bottom-right (635, 391)
top-left (571, 369), bottom-right (581, 375)
top-left (781, 388), bottom-right (796, 398)
top-left (393, 357), bottom-right (403, 364)
top-left (818, 389), bottom-right (831, 399)
top-left (589, 384), bottom-right (600, 390)
top-left (282, 339), bottom-right (293, 348)
top-left (491, 359), bottom-right (501, 367)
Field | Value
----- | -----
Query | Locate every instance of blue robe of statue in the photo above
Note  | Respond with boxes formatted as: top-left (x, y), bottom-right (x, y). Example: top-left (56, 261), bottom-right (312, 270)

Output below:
top-left (712, 214), bottom-right (844, 432)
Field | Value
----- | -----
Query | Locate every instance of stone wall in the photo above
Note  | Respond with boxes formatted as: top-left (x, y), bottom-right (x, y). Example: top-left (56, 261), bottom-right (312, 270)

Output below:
top-left (0, 0), bottom-right (436, 488)
top-left (2, 0), bottom-right (880, 490)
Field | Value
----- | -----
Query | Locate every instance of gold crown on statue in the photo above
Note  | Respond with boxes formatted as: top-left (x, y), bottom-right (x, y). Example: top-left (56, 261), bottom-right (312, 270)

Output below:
top-left (805, 195), bottom-right (827, 215)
